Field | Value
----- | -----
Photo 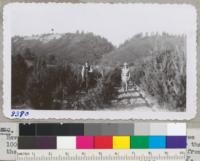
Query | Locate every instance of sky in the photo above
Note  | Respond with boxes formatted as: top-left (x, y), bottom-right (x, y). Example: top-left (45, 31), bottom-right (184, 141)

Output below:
top-left (4, 3), bottom-right (196, 46)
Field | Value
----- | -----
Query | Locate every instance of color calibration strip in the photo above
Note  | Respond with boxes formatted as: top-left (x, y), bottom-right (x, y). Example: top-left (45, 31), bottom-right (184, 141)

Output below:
top-left (18, 135), bottom-right (186, 149)
top-left (18, 123), bottom-right (186, 150)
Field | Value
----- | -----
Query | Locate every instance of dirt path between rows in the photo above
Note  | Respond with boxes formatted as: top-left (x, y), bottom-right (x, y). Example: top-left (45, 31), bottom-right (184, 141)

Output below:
top-left (109, 84), bottom-right (171, 112)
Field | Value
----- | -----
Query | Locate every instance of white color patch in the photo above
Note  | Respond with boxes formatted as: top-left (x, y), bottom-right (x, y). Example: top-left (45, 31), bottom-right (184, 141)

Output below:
top-left (167, 123), bottom-right (186, 136)
top-left (57, 136), bottom-right (76, 149)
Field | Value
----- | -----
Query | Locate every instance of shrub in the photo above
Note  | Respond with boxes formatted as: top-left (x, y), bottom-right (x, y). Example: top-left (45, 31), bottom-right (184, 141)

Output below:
top-left (132, 49), bottom-right (186, 111)
top-left (75, 68), bottom-right (119, 110)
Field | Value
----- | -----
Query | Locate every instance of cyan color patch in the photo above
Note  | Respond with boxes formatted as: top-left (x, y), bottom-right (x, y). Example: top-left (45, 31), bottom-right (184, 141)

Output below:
top-left (149, 136), bottom-right (166, 149)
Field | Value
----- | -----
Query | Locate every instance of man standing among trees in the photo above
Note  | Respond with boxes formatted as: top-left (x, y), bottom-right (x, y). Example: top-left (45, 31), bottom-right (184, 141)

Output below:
top-left (81, 61), bottom-right (92, 91)
top-left (121, 62), bottom-right (130, 93)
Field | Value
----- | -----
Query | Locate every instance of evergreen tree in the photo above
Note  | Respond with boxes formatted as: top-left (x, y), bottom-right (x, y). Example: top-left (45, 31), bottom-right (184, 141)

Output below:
top-left (12, 54), bottom-right (28, 104)
top-left (26, 57), bottom-right (54, 109)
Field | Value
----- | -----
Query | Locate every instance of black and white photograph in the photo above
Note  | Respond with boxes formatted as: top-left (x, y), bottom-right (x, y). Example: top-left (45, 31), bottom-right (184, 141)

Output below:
top-left (3, 3), bottom-right (197, 119)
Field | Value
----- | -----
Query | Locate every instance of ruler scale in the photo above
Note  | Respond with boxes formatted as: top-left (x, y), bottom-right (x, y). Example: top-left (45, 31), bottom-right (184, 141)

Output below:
top-left (16, 149), bottom-right (186, 161)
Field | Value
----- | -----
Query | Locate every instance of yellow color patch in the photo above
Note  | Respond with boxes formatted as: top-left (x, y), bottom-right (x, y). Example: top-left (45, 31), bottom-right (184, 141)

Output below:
top-left (113, 136), bottom-right (130, 149)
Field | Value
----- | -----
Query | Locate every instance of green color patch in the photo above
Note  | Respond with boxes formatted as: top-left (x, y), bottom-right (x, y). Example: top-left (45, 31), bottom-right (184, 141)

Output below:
top-left (130, 136), bottom-right (149, 149)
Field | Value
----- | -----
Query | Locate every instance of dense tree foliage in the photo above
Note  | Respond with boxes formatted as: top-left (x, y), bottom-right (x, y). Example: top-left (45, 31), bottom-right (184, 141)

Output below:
top-left (12, 32), bottom-right (114, 65)
top-left (132, 49), bottom-right (186, 111)
top-left (12, 54), bottom-right (28, 105)
top-left (102, 33), bottom-right (186, 66)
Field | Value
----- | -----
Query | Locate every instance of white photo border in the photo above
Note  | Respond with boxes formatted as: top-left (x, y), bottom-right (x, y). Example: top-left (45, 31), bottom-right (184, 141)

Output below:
top-left (3, 3), bottom-right (197, 120)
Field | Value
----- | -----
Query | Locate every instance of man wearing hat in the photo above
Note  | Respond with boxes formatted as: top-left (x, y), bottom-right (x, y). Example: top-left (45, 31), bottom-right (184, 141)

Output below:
top-left (121, 62), bottom-right (130, 92)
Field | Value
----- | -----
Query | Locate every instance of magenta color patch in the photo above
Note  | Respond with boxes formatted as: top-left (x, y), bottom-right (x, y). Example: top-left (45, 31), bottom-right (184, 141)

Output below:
top-left (76, 136), bottom-right (94, 149)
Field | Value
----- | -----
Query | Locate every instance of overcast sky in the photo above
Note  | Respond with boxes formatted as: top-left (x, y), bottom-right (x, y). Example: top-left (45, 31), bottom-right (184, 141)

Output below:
top-left (4, 3), bottom-right (196, 46)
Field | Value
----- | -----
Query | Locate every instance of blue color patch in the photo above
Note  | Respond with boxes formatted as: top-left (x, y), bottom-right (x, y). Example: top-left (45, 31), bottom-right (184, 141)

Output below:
top-left (149, 136), bottom-right (166, 149)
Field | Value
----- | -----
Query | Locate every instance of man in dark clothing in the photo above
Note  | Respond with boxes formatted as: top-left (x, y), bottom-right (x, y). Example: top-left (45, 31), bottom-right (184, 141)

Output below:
top-left (81, 61), bottom-right (92, 90)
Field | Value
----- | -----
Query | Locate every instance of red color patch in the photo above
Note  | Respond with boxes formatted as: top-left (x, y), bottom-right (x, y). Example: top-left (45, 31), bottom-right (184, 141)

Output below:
top-left (94, 136), bottom-right (113, 149)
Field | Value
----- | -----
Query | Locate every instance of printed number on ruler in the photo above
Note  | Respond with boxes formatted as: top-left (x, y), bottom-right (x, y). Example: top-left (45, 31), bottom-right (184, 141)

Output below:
top-left (17, 149), bottom-right (186, 161)
top-left (11, 111), bottom-right (29, 118)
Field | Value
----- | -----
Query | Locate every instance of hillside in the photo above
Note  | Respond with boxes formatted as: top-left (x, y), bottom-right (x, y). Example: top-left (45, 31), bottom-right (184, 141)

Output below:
top-left (12, 33), bottom-right (186, 66)
top-left (12, 32), bottom-right (114, 64)
top-left (101, 33), bottom-right (186, 66)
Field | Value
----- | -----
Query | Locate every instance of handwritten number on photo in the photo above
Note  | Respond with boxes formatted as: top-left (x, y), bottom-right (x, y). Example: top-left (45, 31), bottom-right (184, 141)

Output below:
top-left (11, 111), bottom-right (29, 118)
